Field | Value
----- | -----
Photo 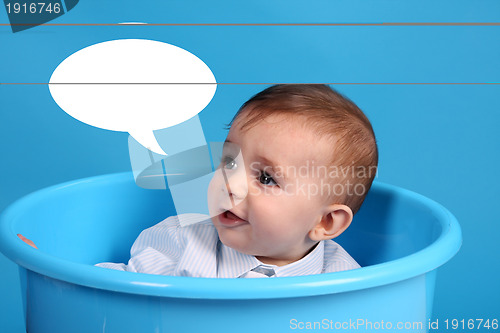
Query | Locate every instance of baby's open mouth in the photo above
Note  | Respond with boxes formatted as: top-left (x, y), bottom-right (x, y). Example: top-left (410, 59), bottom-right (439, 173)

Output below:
top-left (218, 210), bottom-right (248, 227)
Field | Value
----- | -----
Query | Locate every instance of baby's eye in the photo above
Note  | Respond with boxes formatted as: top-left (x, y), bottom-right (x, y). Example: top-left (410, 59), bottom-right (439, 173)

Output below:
top-left (259, 171), bottom-right (277, 186)
top-left (222, 156), bottom-right (237, 170)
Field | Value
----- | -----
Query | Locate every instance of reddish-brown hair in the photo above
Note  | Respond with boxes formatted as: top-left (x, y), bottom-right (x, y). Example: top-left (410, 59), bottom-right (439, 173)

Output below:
top-left (230, 84), bottom-right (378, 214)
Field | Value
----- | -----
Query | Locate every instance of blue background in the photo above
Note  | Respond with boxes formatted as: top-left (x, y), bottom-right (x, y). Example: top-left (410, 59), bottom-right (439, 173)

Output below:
top-left (1, 1), bottom-right (499, 331)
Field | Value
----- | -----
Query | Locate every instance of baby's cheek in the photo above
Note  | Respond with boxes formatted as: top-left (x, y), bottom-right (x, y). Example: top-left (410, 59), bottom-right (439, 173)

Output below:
top-left (253, 215), bottom-right (287, 239)
top-left (207, 176), bottom-right (218, 198)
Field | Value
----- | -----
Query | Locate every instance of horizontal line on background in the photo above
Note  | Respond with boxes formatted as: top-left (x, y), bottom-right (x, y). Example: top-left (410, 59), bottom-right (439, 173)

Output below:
top-left (1, 22), bottom-right (499, 27)
top-left (2, 82), bottom-right (498, 85)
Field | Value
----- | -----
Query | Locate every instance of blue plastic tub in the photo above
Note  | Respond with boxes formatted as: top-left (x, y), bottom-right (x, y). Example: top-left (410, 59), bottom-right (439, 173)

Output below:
top-left (0, 173), bottom-right (461, 333)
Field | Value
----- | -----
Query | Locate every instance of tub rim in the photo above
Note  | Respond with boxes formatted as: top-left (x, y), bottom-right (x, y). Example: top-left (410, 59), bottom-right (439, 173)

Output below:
top-left (0, 172), bottom-right (462, 300)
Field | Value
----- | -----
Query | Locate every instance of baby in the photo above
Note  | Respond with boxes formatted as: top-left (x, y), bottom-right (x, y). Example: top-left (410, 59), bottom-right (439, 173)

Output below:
top-left (21, 84), bottom-right (378, 278)
top-left (96, 84), bottom-right (378, 277)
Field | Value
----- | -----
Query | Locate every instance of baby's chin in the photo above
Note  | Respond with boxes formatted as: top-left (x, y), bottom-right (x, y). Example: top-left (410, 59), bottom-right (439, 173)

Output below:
top-left (219, 239), bottom-right (256, 258)
top-left (213, 221), bottom-right (253, 251)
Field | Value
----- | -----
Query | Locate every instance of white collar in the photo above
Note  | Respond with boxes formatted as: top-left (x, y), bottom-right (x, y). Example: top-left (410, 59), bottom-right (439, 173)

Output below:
top-left (216, 240), bottom-right (325, 278)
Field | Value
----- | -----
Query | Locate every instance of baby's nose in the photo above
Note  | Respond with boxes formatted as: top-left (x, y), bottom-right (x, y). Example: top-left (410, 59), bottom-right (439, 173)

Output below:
top-left (223, 169), bottom-right (248, 203)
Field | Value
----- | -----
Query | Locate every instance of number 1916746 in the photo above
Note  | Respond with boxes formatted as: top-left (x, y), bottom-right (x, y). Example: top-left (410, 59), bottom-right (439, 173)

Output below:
top-left (6, 2), bottom-right (61, 14)
top-left (443, 319), bottom-right (498, 330)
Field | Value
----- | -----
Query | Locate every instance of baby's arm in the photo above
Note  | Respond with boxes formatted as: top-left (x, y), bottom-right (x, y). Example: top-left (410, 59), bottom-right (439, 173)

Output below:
top-left (95, 215), bottom-right (186, 274)
top-left (96, 214), bottom-right (216, 276)
top-left (18, 214), bottom-right (215, 277)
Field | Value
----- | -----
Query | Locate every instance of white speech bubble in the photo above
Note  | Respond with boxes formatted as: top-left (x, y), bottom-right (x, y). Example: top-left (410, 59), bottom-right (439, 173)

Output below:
top-left (49, 39), bottom-right (217, 155)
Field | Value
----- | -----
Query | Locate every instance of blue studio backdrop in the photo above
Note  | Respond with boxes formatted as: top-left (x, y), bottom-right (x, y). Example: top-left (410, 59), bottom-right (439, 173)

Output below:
top-left (1, 1), bottom-right (499, 332)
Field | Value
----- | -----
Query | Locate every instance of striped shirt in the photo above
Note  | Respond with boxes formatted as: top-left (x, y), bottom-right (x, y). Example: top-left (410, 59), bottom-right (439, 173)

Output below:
top-left (96, 214), bottom-right (360, 277)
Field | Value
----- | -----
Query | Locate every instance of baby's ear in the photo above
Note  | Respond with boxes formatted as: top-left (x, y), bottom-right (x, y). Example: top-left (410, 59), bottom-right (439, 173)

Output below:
top-left (308, 204), bottom-right (353, 241)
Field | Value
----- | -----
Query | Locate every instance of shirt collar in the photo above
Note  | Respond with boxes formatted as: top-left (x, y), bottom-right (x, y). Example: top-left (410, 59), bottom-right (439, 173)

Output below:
top-left (273, 241), bottom-right (324, 277)
top-left (216, 240), bottom-right (325, 278)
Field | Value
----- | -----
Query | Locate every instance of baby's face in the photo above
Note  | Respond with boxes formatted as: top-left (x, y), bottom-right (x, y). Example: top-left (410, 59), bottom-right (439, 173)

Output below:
top-left (208, 114), bottom-right (336, 266)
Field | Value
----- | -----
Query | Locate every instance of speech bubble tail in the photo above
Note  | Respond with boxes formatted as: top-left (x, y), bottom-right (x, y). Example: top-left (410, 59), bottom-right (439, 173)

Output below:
top-left (129, 130), bottom-right (167, 156)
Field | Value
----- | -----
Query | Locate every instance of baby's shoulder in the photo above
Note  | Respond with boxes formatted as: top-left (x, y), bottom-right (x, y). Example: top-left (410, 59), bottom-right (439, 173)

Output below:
top-left (133, 214), bottom-right (216, 254)
top-left (323, 240), bottom-right (361, 272)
